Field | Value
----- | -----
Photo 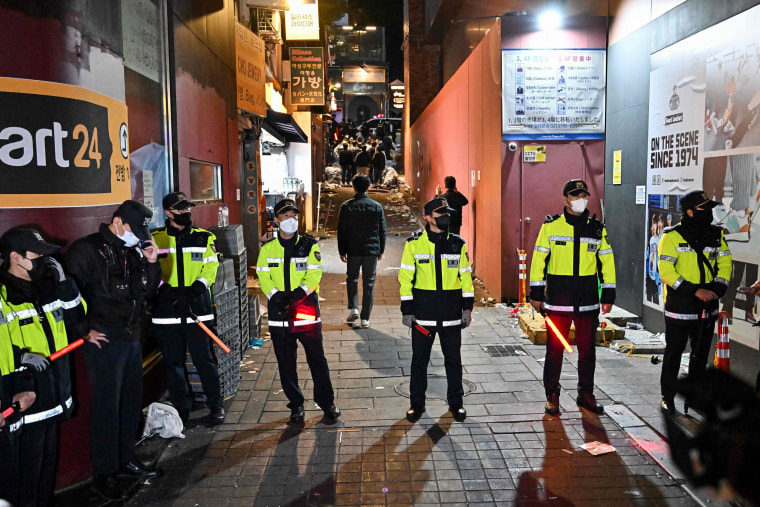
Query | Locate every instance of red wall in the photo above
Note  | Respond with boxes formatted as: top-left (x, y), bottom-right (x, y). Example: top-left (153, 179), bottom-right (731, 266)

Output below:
top-left (407, 22), bottom-right (503, 298)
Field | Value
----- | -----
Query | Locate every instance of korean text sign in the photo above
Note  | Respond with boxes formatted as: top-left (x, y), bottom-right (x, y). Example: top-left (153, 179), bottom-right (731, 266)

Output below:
top-left (289, 47), bottom-right (325, 106)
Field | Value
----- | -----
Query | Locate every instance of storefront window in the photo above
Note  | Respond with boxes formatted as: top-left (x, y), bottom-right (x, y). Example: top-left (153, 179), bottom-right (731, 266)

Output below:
top-left (189, 159), bottom-right (223, 202)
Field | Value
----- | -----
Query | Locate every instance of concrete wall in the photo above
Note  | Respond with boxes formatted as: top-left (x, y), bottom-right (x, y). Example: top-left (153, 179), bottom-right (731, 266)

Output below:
top-left (407, 22), bottom-right (503, 298)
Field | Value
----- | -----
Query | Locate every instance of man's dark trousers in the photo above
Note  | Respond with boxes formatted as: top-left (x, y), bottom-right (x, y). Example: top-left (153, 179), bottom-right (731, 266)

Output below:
top-left (83, 338), bottom-right (142, 476)
top-left (156, 322), bottom-right (222, 412)
top-left (271, 326), bottom-right (335, 410)
top-left (410, 325), bottom-right (463, 408)
top-left (18, 422), bottom-right (58, 507)
top-left (341, 164), bottom-right (352, 184)
top-left (346, 255), bottom-right (378, 321)
top-left (661, 318), bottom-right (716, 400)
top-left (543, 312), bottom-right (598, 396)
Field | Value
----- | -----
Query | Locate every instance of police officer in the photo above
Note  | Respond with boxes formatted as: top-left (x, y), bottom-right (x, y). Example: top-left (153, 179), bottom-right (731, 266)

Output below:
top-left (530, 180), bottom-right (616, 416)
top-left (658, 190), bottom-right (732, 414)
top-left (152, 192), bottom-right (224, 424)
top-left (0, 229), bottom-right (88, 507)
top-left (66, 200), bottom-right (162, 501)
top-left (0, 302), bottom-right (36, 506)
top-left (399, 196), bottom-right (474, 423)
top-left (255, 199), bottom-right (340, 423)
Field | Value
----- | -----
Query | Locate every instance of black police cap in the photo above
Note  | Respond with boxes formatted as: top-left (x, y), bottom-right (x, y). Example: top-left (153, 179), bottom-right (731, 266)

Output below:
top-left (680, 190), bottom-right (719, 212)
top-left (163, 192), bottom-right (196, 210)
top-left (563, 179), bottom-right (590, 196)
top-left (274, 199), bottom-right (299, 216)
top-left (114, 200), bottom-right (153, 241)
top-left (424, 197), bottom-right (455, 216)
top-left (0, 228), bottom-right (60, 256)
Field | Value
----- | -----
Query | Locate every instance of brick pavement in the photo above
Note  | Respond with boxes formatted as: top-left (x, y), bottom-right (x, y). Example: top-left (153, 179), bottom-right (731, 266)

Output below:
top-left (125, 186), bottom-right (706, 506)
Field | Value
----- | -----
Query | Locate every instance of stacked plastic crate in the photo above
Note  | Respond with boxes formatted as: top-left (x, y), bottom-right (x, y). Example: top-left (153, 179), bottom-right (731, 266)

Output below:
top-left (188, 257), bottom-right (242, 402)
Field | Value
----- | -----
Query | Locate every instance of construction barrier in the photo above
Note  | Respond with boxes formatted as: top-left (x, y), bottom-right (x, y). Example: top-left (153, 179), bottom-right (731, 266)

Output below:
top-left (714, 311), bottom-right (731, 371)
top-left (517, 249), bottom-right (528, 305)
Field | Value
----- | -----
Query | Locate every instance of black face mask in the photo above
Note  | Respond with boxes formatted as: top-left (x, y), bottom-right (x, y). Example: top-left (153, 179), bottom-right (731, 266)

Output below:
top-left (25, 256), bottom-right (50, 282)
top-left (172, 212), bottom-right (192, 227)
top-left (434, 215), bottom-right (450, 230)
top-left (690, 208), bottom-right (713, 227)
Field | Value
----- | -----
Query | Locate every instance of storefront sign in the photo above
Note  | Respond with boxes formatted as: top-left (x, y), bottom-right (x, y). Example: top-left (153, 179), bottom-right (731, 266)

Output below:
top-left (501, 49), bottom-right (606, 139)
top-left (613, 150), bottom-right (622, 184)
top-left (392, 88), bottom-right (405, 108)
top-left (343, 68), bottom-right (385, 83)
top-left (235, 22), bottom-right (267, 116)
top-left (289, 47), bottom-right (324, 106)
top-left (285, 0), bottom-right (320, 41)
top-left (644, 5), bottom-right (760, 348)
top-left (121, 0), bottom-right (161, 83)
top-left (523, 145), bottom-right (546, 162)
top-left (342, 82), bottom-right (386, 94)
top-left (0, 78), bottom-right (130, 208)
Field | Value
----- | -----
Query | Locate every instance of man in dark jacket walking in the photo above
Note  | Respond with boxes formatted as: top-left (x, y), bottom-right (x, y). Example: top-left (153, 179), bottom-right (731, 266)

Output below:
top-left (338, 143), bottom-right (353, 185)
top-left (338, 175), bottom-right (386, 328)
top-left (371, 146), bottom-right (386, 185)
top-left (440, 176), bottom-right (469, 235)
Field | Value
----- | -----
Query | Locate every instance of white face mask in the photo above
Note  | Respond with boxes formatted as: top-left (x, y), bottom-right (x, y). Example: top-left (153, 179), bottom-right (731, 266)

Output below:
top-left (570, 198), bottom-right (588, 214)
top-left (279, 217), bottom-right (299, 234)
top-left (116, 222), bottom-right (140, 247)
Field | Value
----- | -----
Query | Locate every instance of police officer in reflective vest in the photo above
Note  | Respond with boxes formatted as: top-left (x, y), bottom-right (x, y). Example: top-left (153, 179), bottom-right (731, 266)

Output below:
top-left (0, 228), bottom-right (88, 507)
top-left (256, 199), bottom-right (340, 424)
top-left (658, 190), bottom-right (732, 414)
top-left (152, 192), bottom-right (225, 424)
top-left (530, 180), bottom-right (616, 416)
top-left (399, 196), bottom-right (474, 423)
top-left (0, 313), bottom-right (36, 506)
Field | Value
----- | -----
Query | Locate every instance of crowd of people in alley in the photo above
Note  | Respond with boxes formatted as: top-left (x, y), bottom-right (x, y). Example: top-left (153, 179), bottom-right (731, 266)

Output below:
top-left (3, 174), bottom-right (760, 506)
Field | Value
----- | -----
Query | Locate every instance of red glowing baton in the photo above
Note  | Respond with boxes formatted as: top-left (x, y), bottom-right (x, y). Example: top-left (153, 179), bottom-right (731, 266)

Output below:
top-left (192, 317), bottom-right (231, 354)
top-left (545, 317), bottom-right (573, 353)
top-left (2, 401), bottom-right (20, 419)
top-left (49, 338), bottom-right (86, 361)
top-left (414, 323), bottom-right (430, 336)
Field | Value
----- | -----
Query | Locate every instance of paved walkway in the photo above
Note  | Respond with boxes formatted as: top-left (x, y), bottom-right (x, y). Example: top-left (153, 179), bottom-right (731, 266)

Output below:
top-left (125, 185), bottom-right (711, 506)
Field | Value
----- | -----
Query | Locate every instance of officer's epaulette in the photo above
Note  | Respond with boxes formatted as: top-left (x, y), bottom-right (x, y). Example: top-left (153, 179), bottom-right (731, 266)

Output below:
top-left (153, 226), bottom-right (167, 233)
top-left (406, 231), bottom-right (422, 242)
top-left (261, 237), bottom-right (276, 246)
top-left (544, 214), bottom-right (561, 223)
top-left (297, 233), bottom-right (317, 246)
top-left (663, 224), bottom-right (678, 233)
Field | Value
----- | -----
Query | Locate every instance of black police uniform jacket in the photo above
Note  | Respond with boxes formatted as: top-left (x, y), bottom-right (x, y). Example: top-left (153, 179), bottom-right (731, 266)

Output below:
top-left (65, 224), bottom-right (162, 341)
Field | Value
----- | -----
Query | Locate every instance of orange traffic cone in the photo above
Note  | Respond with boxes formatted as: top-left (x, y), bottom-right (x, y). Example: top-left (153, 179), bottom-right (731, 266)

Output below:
top-left (714, 311), bottom-right (731, 371)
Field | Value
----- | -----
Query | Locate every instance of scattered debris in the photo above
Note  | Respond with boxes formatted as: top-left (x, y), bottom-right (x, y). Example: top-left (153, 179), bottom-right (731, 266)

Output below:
top-left (580, 441), bottom-right (616, 455)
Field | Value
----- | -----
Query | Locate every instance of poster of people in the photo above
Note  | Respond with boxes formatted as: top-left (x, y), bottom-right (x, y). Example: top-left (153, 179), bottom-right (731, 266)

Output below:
top-left (647, 5), bottom-right (760, 347)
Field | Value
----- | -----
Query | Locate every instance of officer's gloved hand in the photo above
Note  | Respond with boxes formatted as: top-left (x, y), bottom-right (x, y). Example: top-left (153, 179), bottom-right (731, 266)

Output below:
top-left (190, 280), bottom-right (207, 296)
top-left (461, 310), bottom-right (472, 328)
top-left (270, 292), bottom-right (289, 313)
top-left (172, 288), bottom-right (192, 317)
top-left (402, 315), bottom-right (415, 328)
top-left (21, 352), bottom-right (50, 372)
top-left (38, 257), bottom-right (66, 282)
top-left (288, 287), bottom-right (308, 306)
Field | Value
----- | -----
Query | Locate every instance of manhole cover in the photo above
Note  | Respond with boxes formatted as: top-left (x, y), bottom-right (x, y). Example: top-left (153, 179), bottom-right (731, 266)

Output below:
top-left (481, 344), bottom-right (528, 357)
top-left (394, 376), bottom-right (476, 400)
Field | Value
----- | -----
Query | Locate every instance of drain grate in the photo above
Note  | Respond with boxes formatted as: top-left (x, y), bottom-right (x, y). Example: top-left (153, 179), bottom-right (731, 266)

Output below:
top-left (481, 344), bottom-right (528, 357)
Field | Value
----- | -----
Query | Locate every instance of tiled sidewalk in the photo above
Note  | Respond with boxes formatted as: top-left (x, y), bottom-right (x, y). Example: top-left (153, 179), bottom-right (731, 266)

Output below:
top-left (127, 186), bottom-right (702, 506)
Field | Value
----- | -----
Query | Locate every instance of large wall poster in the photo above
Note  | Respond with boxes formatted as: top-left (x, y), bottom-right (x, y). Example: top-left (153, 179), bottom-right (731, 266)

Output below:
top-left (647, 5), bottom-right (760, 347)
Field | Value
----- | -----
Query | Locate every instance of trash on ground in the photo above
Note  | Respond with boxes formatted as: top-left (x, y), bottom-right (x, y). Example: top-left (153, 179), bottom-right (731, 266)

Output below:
top-left (580, 441), bottom-right (616, 455)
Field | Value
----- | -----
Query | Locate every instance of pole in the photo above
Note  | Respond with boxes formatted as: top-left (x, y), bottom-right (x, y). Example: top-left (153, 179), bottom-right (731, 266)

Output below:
top-left (517, 248), bottom-right (527, 305)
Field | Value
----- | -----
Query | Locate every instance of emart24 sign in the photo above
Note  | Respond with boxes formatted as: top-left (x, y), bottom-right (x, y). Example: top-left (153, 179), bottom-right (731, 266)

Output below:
top-left (0, 78), bottom-right (131, 208)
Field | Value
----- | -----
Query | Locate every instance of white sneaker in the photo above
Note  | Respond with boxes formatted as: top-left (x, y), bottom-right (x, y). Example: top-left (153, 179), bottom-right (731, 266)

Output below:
top-left (360, 320), bottom-right (370, 328)
top-left (346, 309), bottom-right (359, 323)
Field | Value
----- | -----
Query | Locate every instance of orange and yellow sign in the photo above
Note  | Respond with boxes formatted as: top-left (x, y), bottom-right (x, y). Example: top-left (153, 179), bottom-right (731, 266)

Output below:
top-left (0, 77), bottom-right (130, 208)
top-left (235, 22), bottom-right (266, 116)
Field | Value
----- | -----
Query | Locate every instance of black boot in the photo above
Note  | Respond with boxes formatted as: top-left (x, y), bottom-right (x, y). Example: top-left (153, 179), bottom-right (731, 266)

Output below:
top-left (290, 405), bottom-right (305, 423)
top-left (545, 393), bottom-right (560, 416)
top-left (576, 393), bottom-right (604, 414)
top-left (406, 406), bottom-right (425, 422)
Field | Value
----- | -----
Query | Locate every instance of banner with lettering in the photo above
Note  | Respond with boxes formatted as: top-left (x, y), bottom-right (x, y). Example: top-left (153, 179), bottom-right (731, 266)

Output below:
top-left (645, 5), bottom-right (760, 348)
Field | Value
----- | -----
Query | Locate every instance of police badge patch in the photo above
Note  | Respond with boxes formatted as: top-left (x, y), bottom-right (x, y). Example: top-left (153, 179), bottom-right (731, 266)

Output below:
top-left (314, 251), bottom-right (321, 261)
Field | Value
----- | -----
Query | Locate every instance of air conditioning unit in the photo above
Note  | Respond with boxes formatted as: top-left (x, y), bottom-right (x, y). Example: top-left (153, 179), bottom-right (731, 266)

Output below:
top-left (255, 9), bottom-right (282, 43)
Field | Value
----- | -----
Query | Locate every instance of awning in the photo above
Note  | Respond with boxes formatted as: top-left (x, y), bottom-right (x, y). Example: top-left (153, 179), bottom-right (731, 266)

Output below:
top-left (264, 110), bottom-right (308, 143)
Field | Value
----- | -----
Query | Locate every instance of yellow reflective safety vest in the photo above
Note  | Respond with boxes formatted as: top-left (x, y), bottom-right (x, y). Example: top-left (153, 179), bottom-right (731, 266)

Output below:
top-left (152, 225), bottom-right (219, 324)
top-left (0, 272), bottom-right (87, 425)
top-left (657, 223), bottom-right (732, 321)
top-left (398, 229), bottom-right (474, 326)
top-left (0, 311), bottom-right (34, 435)
top-left (530, 210), bottom-right (616, 314)
top-left (256, 233), bottom-right (323, 329)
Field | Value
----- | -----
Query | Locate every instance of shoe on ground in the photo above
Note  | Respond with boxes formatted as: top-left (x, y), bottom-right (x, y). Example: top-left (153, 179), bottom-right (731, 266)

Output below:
top-left (360, 319), bottom-right (370, 328)
top-left (449, 405), bottom-right (467, 422)
top-left (117, 460), bottom-right (162, 479)
top-left (661, 398), bottom-right (676, 415)
top-left (406, 406), bottom-right (425, 422)
top-left (210, 405), bottom-right (225, 424)
top-left (577, 393), bottom-right (604, 414)
top-left (322, 404), bottom-right (341, 420)
top-left (92, 475), bottom-right (128, 500)
top-left (346, 309), bottom-right (359, 323)
top-left (545, 393), bottom-right (560, 416)
top-left (290, 405), bottom-right (305, 423)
